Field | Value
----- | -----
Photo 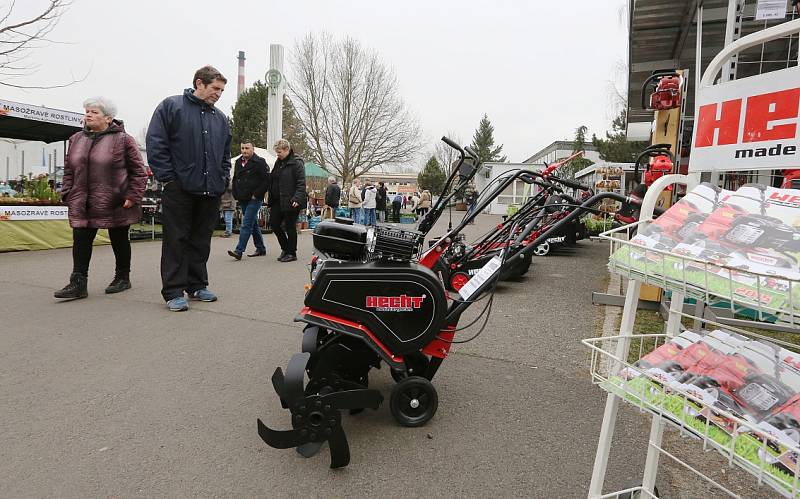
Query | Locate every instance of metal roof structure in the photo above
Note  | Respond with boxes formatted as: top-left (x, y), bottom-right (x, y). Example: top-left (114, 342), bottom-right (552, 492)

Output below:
top-left (627, 0), bottom-right (799, 128)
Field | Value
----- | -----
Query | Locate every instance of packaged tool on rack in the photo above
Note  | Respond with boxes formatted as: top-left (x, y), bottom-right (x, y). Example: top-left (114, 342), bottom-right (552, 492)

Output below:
top-left (605, 327), bottom-right (800, 493)
top-left (609, 183), bottom-right (800, 322)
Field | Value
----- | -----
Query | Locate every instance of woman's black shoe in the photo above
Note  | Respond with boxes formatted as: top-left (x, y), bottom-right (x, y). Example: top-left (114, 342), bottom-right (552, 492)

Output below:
top-left (276, 250), bottom-right (287, 261)
top-left (54, 273), bottom-right (88, 299)
top-left (105, 274), bottom-right (131, 294)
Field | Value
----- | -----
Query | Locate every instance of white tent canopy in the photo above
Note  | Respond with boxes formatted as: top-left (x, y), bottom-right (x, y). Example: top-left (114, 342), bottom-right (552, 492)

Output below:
top-left (231, 147), bottom-right (276, 168)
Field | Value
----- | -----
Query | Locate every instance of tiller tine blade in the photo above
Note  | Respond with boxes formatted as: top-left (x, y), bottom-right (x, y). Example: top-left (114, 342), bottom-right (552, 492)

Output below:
top-left (322, 389), bottom-right (384, 411)
top-left (257, 418), bottom-right (309, 449)
top-left (327, 424), bottom-right (350, 469)
top-left (301, 326), bottom-right (320, 354)
top-left (271, 367), bottom-right (288, 409)
top-left (283, 352), bottom-right (311, 406)
top-left (296, 441), bottom-right (324, 458)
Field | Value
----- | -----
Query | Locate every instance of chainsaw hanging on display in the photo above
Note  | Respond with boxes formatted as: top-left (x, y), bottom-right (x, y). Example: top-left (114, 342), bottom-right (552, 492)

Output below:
top-left (256, 137), bottom-right (654, 468)
top-left (641, 71), bottom-right (682, 111)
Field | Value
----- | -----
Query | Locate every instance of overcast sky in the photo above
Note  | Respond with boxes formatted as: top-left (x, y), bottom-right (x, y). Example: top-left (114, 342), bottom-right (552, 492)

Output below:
top-left (3, 0), bottom-right (628, 165)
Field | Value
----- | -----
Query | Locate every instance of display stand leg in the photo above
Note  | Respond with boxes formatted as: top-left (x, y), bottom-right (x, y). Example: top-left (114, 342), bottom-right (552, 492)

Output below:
top-left (588, 279), bottom-right (642, 497)
top-left (641, 291), bottom-right (685, 494)
top-left (642, 415), bottom-right (666, 494)
top-left (665, 291), bottom-right (685, 339)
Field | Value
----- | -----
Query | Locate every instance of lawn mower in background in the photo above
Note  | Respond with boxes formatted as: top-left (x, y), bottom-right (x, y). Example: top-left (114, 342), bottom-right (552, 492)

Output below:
top-left (431, 153), bottom-right (594, 291)
top-left (436, 174), bottom-right (593, 291)
top-left (256, 137), bottom-right (657, 469)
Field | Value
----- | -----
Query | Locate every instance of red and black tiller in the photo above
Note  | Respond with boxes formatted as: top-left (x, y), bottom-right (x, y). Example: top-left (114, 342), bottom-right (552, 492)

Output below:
top-left (256, 137), bottom-right (649, 468)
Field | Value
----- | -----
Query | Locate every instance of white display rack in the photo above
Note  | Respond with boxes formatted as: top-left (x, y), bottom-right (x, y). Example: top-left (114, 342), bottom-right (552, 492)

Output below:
top-left (584, 326), bottom-right (800, 498)
top-left (585, 173), bottom-right (800, 498)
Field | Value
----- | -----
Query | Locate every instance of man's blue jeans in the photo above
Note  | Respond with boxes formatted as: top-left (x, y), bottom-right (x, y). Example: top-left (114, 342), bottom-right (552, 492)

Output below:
top-left (223, 210), bottom-right (234, 233)
top-left (235, 199), bottom-right (266, 254)
top-left (363, 208), bottom-right (376, 226)
top-left (350, 207), bottom-right (362, 225)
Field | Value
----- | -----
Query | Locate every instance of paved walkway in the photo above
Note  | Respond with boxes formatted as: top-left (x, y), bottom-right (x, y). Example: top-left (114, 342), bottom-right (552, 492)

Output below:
top-left (0, 214), bottom-right (769, 497)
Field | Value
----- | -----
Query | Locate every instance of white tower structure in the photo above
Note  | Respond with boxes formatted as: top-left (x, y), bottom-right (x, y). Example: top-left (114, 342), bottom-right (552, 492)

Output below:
top-left (266, 44), bottom-right (285, 150)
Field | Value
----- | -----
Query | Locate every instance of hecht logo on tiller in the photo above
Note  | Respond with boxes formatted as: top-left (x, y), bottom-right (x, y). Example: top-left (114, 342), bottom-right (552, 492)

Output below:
top-left (365, 294), bottom-right (425, 312)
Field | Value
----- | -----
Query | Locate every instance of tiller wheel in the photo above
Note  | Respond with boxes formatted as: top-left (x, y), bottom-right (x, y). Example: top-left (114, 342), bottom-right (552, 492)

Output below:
top-left (257, 352), bottom-right (383, 468)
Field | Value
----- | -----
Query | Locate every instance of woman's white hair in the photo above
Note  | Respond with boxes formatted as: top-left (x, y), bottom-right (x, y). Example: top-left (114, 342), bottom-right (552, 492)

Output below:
top-left (83, 97), bottom-right (117, 118)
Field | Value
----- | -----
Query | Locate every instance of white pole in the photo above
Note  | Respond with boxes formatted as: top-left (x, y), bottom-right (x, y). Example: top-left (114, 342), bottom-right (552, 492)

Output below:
top-left (266, 44), bottom-right (285, 150)
top-left (696, 5), bottom-right (703, 94)
top-left (722, 0), bottom-right (740, 83)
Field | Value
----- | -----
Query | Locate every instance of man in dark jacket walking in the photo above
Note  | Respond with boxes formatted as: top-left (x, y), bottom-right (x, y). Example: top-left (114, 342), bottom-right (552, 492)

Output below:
top-left (375, 181), bottom-right (388, 222)
top-left (323, 176), bottom-right (340, 220)
top-left (269, 138), bottom-right (306, 262)
top-left (228, 141), bottom-right (270, 260)
top-left (146, 65), bottom-right (232, 311)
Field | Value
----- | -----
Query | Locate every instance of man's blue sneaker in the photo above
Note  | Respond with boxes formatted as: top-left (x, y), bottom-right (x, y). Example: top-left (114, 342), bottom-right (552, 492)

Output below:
top-left (167, 296), bottom-right (189, 312)
top-left (189, 288), bottom-right (217, 302)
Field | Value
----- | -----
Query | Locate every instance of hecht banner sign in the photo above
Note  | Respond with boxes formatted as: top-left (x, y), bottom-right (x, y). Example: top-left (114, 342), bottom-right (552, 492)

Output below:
top-left (691, 65), bottom-right (800, 172)
top-left (0, 205), bottom-right (68, 221)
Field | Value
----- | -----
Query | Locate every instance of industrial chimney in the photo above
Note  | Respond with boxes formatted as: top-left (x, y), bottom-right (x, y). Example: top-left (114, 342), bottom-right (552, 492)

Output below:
top-left (237, 51), bottom-right (246, 98)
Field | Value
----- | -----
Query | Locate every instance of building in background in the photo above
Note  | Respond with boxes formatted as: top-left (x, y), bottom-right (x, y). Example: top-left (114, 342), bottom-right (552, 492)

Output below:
top-left (475, 139), bottom-right (602, 215)
top-left (0, 139), bottom-right (66, 182)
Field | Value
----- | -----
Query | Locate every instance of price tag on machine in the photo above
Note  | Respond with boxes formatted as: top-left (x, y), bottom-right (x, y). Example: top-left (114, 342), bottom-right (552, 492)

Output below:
top-left (458, 254), bottom-right (503, 301)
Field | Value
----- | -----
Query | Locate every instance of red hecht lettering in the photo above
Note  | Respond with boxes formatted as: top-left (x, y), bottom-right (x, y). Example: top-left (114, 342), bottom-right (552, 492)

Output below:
top-left (769, 191), bottom-right (800, 204)
top-left (365, 294), bottom-right (426, 309)
top-left (743, 88), bottom-right (800, 143)
top-left (695, 99), bottom-right (742, 147)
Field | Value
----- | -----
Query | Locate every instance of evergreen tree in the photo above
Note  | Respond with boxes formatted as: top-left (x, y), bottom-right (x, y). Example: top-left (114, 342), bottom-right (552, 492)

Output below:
top-left (591, 109), bottom-right (648, 163)
top-left (229, 81), bottom-right (308, 157)
top-left (562, 125), bottom-right (594, 179)
top-left (469, 114), bottom-right (507, 164)
top-left (417, 156), bottom-right (447, 196)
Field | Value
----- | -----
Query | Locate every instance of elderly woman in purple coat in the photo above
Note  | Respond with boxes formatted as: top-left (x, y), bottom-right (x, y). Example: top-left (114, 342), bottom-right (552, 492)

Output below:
top-left (55, 97), bottom-right (148, 300)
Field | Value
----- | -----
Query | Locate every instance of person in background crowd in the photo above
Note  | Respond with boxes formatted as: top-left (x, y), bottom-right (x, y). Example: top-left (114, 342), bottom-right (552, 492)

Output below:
top-left (348, 178), bottom-right (363, 224)
top-left (466, 189), bottom-right (479, 224)
top-left (411, 192), bottom-right (421, 215)
top-left (220, 177), bottom-right (235, 237)
top-left (146, 65), bottom-right (231, 311)
top-left (323, 176), bottom-right (340, 220)
top-left (268, 138), bottom-right (306, 262)
top-left (55, 97), bottom-right (148, 300)
top-left (418, 189), bottom-right (432, 217)
top-left (362, 180), bottom-right (377, 226)
top-left (227, 141), bottom-right (270, 260)
top-left (375, 181), bottom-right (387, 222)
top-left (402, 195), bottom-right (408, 209)
top-left (391, 192), bottom-right (403, 222)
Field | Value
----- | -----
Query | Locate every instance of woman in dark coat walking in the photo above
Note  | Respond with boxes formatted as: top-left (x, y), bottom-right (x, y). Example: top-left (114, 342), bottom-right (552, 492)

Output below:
top-left (55, 97), bottom-right (148, 299)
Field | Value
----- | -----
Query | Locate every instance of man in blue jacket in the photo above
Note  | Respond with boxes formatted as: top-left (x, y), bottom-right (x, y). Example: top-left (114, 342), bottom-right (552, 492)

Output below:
top-left (146, 65), bottom-right (232, 312)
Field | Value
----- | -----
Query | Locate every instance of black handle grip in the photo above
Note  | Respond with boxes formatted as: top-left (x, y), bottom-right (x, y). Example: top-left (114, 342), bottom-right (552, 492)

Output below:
top-left (550, 176), bottom-right (586, 191)
top-left (441, 136), bottom-right (463, 153)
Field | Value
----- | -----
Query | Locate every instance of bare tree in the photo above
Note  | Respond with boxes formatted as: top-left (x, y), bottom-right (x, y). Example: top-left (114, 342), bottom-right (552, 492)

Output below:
top-left (0, 0), bottom-right (82, 89)
top-left (289, 32), bottom-right (421, 184)
top-left (433, 131), bottom-right (464, 174)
